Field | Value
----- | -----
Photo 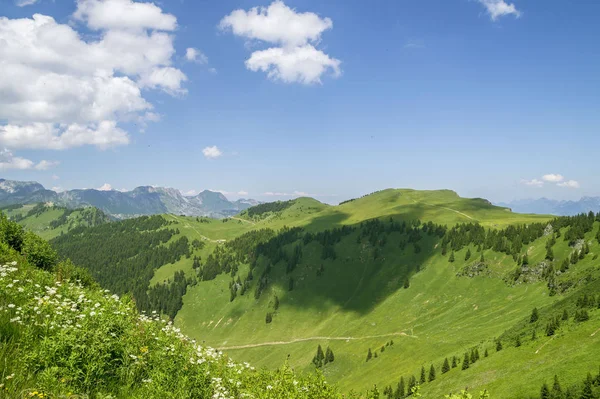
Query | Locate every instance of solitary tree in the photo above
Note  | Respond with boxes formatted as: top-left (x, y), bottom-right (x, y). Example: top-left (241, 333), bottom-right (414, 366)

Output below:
top-left (540, 383), bottom-right (550, 399)
top-left (484, 348), bottom-right (489, 358)
top-left (428, 364), bottom-right (436, 382)
top-left (449, 252), bottom-right (455, 263)
top-left (403, 279), bottom-right (410, 289)
top-left (366, 348), bottom-right (373, 362)
top-left (462, 352), bottom-right (470, 370)
top-left (420, 366), bottom-right (426, 384)
top-left (515, 336), bottom-right (522, 347)
top-left (395, 377), bottom-right (405, 399)
top-left (496, 340), bottom-right (503, 352)
top-left (530, 308), bottom-right (539, 323)
top-left (581, 373), bottom-right (594, 399)
top-left (551, 375), bottom-right (562, 397)
top-left (442, 358), bottom-right (450, 374)
top-left (465, 248), bottom-right (472, 261)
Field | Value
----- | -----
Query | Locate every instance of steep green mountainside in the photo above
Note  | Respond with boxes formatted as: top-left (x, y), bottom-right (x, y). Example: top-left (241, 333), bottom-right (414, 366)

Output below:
top-left (0, 213), bottom-right (341, 399)
top-left (46, 190), bottom-right (600, 397)
top-left (3, 203), bottom-right (110, 239)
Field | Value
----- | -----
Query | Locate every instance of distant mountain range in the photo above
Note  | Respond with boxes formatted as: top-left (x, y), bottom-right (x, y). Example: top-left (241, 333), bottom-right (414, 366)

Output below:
top-left (0, 179), bottom-right (260, 219)
top-left (496, 197), bottom-right (600, 216)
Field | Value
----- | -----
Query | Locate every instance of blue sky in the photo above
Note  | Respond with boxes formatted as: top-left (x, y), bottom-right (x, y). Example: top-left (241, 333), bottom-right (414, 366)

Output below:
top-left (0, 0), bottom-right (598, 204)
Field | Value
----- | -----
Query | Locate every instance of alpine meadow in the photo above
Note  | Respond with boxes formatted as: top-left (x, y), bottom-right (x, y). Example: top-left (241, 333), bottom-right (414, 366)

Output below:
top-left (1, 0), bottom-right (599, 398)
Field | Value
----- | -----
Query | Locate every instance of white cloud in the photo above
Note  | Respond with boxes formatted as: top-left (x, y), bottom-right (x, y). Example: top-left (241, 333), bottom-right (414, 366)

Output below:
top-left (237, 190), bottom-right (248, 196)
top-left (185, 48), bottom-right (208, 64)
top-left (183, 189), bottom-right (197, 196)
top-left (557, 180), bottom-right (580, 189)
top-left (208, 67), bottom-right (217, 74)
top-left (0, 148), bottom-right (57, 170)
top-left (542, 174), bottom-right (564, 183)
top-left (246, 45), bottom-right (341, 84)
top-left (0, 2), bottom-right (186, 151)
top-left (16, 0), bottom-right (39, 6)
top-left (97, 183), bottom-right (113, 191)
top-left (202, 145), bottom-right (223, 159)
top-left (52, 174), bottom-right (60, 180)
top-left (477, 0), bottom-right (521, 21)
top-left (73, 0), bottom-right (177, 31)
top-left (520, 179), bottom-right (544, 187)
top-left (220, 0), bottom-right (332, 47)
top-left (220, 1), bottom-right (341, 84)
top-left (34, 160), bottom-right (60, 170)
top-left (51, 186), bottom-right (64, 193)
top-left (0, 122), bottom-right (130, 150)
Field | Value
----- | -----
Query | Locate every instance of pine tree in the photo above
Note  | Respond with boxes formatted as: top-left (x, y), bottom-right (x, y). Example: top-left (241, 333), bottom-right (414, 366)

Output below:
top-left (420, 366), bottom-right (426, 384)
top-left (470, 349), bottom-right (477, 364)
top-left (449, 252), bottom-right (455, 263)
top-left (428, 364), bottom-right (436, 382)
top-left (442, 358), bottom-right (450, 374)
top-left (325, 347), bottom-right (335, 364)
top-left (452, 356), bottom-right (458, 368)
top-left (530, 307), bottom-right (539, 323)
top-left (540, 383), bottom-right (550, 399)
top-left (312, 345), bottom-right (325, 368)
top-left (562, 309), bottom-right (569, 320)
top-left (484, 348), bottom-right (489, 357)
top-left (381, 345), bottom-right (385, 353)
top-left (522, 253), bottom-right (529, 266)
top-left (366, 348), bottom-right (372, 362)
top-left (394, 377), bottom-right (405, 399)
top-left (465, 248), bottom-right (472, 261)
top-left (515, 336), bottom-right (521, 347)
top-left (581, 373), bottom-right (594, 399)
top-left (403, 279), bottom-right (410, 289)
top-left (462, 352), bottom-right (470, 370)
top-left (265, 312), bottom-right (272, 324)
top-left (480, 252), bottom-right (485, 263)
top-left (551, 375), bottom-right (562, 397)
top-left (532, 329), bottom-right (537, 341)
top-left (273, 295), bottom-right (280, 311)
top-left (496, 340), bottom-right (503, 352)
top-left (408, 376), bottom-right (417, 393)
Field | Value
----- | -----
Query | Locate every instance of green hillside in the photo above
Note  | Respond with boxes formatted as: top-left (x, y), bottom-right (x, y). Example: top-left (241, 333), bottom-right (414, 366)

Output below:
top-left (3, 203), bottom-right (110, 240)
top-left (45, 190), bottom-right (600, 397)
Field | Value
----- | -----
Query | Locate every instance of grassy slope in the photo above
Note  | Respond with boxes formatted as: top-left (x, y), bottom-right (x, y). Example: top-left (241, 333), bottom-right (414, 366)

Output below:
top-left (25, 189), bottom-right (597, 396)
top-left (167, 190), bottom-right (597, 397)
top-left (5, 204), bottom-right (109, 240)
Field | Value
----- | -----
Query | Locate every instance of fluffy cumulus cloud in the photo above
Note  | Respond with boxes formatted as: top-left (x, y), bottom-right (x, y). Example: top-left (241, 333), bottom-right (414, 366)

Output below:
top-left (220, 1), bottom-right (341, 84)
top-left (477, 0), bottom-right (521, 21)
top-left (0, 148), bottom-right (57, 171)
top-left (0, 0), bottom-right (187, 162)
top-left (97, 183), bottom-right (113, 191)
top-left (542, 174), bottom-right (564, 183)
top-left (521, 174), bottom-right (580, 189)
top-left (237, 190), bottom-right (249, 196)
top-left (202, 146), bottom-right (223, 159)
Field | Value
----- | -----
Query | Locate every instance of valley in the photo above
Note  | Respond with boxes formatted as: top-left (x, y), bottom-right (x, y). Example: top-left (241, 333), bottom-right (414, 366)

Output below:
top-left (10, 188), bottom-right (600, 397)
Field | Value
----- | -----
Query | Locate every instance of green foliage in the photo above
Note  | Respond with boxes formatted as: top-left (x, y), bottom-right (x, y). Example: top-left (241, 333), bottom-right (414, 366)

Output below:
top-left (22, 230), bottom-right (58, 271)
top-left (246, 200), bottom-right (295, 218)
top-left (442, 358), bottom-right (450, 374)
top-left (531, 307), bottom-right (540, 323)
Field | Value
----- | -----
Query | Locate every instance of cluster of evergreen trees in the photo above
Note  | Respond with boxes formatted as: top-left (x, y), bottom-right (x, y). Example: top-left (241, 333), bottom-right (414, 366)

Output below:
top-left (365, 341), bottom-right (394, 362)
top-left (539, 367), bottom-right (600, 399)
top-left (51, 216), bottom-right (192, 317)
top-left (246, 200), bottom-right (295, 217)
top-left (312, 345), bottom-right (335, 368)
